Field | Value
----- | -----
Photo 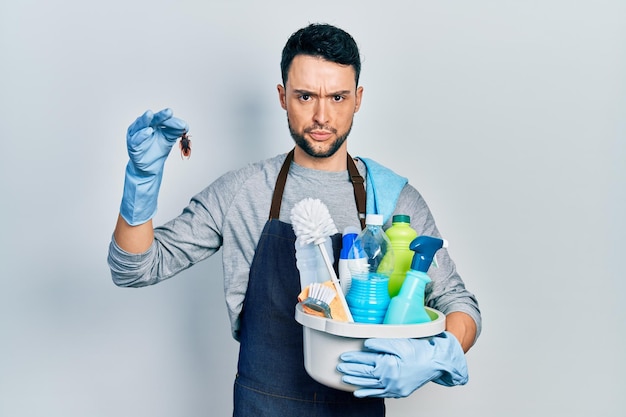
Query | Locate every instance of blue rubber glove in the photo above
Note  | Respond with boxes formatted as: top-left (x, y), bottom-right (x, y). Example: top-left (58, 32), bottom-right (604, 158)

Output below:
top-left (337, 332), bottom-right (468, 398)
top-left (120, 108), bottom-right (188, 225)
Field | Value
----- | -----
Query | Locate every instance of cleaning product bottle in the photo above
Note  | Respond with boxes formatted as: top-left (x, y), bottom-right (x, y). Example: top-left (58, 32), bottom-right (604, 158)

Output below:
top-left (294, 237), bottom-right (334, 290)
top-left (383, 235), bottom-right (447, 324)
top-left (338, 226), bottom-right (366, 294)
top-left (345, 214), bottom-right (394, 323)
top-left (385, 215), bottom-right (418, 298)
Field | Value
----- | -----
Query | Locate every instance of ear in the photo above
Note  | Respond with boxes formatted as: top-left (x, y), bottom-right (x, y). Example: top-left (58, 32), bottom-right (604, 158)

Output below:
top-left (277, 84), bottom-right (287, 110)
top-left (354, 86), bottom-right (364, 113)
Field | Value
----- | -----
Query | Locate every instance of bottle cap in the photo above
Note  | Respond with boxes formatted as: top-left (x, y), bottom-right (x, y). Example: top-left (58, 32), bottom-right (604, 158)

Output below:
top-left (392, 214), bottom-right (410, 223)
top-left (365, 213), bottom-right (383, 226)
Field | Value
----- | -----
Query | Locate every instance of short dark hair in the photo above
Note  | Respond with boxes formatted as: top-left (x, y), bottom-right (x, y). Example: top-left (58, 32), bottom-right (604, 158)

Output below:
top-left (280, 23), bottom-right (361, 86)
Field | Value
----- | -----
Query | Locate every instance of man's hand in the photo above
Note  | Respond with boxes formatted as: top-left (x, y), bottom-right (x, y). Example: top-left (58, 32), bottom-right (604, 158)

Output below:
top-left (337, 332), bottom-right (468, 398)
top-left (120, 108), bottom-right (188, 226)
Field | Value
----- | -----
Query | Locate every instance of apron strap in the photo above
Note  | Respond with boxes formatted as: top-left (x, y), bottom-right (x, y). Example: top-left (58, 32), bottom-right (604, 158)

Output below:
top-left (269, 148), bottom-right (367, 229)
top-left (347, 154), bottom-right (366, 229)
top-left (269, 149), bottom-right (294, 220)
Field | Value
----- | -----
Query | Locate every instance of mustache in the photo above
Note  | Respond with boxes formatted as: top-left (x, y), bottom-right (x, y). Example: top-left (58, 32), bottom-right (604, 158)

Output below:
top-left (303, 124), bottom-right (337, 134)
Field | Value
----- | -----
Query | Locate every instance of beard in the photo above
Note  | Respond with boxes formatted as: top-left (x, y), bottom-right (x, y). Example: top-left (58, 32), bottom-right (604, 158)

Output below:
top-left (288, 118), bottom-right (353, 158)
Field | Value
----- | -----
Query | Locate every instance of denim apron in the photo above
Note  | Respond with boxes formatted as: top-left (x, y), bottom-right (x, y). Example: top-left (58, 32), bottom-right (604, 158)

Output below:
top-left (233, 150), bottom-right (385, 416)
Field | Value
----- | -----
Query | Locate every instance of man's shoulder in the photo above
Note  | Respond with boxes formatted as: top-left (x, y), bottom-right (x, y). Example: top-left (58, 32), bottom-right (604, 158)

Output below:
top-left (355, 156), bottom-right (401, 175)
top-left (216, 152), bottom-right (288, 185)
top-left (205, 154), bottom-right (286, 197)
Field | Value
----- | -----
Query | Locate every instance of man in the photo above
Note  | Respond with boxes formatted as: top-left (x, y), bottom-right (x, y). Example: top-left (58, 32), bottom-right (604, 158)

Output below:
top-left (109, 23), bottom-right (481, 416)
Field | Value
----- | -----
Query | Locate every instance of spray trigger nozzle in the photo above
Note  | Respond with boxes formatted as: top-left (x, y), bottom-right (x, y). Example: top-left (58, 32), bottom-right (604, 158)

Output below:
top-left (409, 236), bottom-right (447, 272)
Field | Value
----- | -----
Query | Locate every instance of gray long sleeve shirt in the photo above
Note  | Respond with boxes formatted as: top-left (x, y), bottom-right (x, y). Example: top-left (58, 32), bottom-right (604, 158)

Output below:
top-left (108, 153), bottom-right (481, 341)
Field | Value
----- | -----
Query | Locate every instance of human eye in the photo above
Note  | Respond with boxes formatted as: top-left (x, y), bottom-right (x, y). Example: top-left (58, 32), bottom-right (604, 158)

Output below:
top-left (298, 93), bottom-right (311, 101)
top-left (332, 94), bottom-right (346, 102)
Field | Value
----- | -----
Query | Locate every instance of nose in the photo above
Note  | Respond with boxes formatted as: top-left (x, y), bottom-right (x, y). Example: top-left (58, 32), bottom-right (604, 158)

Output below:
top-left (313, 99), bottom-right (329, 126)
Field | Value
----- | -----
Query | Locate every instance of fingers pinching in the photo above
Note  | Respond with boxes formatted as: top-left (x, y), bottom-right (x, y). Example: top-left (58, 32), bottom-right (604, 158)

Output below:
top-left (150, 108), bottom-right (174, 126)
top-left (126, 108), bottom-right (189, 148)
top-left (160, 116), bottom-right (189, 141)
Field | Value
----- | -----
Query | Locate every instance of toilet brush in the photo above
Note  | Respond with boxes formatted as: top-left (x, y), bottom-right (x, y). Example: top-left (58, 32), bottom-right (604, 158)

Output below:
top-left (291, 198), bottom-right (354, 322)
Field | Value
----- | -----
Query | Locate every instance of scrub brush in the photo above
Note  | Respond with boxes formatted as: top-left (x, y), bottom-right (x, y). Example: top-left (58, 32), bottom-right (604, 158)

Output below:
top-left (291, 198), bottom-right (354, 322)
top-left (301, 282), bottom-right (336, 318)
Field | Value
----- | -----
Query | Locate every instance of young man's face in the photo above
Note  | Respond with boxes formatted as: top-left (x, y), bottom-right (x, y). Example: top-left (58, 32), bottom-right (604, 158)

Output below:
top-left (278, 55), bottom-right (363, 159)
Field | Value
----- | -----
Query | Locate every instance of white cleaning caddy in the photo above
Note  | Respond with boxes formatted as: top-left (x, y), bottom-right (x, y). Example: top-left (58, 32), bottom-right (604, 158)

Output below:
top-left (295, 303), bottom-right (446, 391)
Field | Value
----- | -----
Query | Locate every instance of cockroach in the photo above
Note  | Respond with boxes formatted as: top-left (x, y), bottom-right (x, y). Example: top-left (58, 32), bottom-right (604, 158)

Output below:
top-left (179, 131), bottom-right (192, 159)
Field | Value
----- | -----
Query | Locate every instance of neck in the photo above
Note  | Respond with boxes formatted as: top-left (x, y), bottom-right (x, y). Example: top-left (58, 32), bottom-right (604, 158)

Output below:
top-left (292, 145), bottom-right (348, 171)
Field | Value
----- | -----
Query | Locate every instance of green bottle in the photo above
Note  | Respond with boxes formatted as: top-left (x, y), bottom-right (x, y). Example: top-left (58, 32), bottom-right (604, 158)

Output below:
top-left (385, 215), bottom-right (418, 297)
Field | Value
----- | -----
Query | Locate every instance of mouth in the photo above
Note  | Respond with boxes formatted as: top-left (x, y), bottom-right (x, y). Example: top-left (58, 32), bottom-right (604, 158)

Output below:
top-left (305, 126), bottom-right (337, 141)
top-left (308, 130), bottom-right (333, 141)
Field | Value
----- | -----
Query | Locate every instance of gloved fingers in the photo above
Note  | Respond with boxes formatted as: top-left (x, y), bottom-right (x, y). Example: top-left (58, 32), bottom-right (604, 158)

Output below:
top-left (336, 361), bottom-right (377, 378)
top-left (127, 108), bottom-right (187, 142)
top-left (362, 338), bottom-right (413, 356)
top-left (149, 108), bottom-right (174, 127)
top-left (352, 388), bottom-right (387, 398)
top-left (339, 350), bottom-right (379, 366)
top-left (159, 116), bottom-right (189, 141)
top-left (341, 374), bottom-right (383, 388)
top-left (127, 110), bottom-right (155, 137)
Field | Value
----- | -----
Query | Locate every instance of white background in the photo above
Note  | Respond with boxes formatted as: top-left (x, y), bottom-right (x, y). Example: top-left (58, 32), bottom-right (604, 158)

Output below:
top-left (1, 1), bottom-right (624, 416)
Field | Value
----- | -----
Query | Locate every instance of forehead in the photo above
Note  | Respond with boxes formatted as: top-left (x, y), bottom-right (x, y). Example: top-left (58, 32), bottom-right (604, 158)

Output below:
top-left (286, 55), bottom-right (357, 90)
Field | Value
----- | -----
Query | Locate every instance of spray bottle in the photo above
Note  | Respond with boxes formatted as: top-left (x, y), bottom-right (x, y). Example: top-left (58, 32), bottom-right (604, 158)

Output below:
top-left (383, 235), bottom-right (447, 324)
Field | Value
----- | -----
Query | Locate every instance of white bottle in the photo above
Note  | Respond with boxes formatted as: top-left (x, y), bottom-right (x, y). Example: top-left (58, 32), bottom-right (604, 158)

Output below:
top-left (294, 237), bottom-right (334, 290)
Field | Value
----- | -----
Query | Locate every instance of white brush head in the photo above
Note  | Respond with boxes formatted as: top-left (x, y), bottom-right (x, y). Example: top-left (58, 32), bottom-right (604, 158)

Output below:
top-left (307, 282), bottom-right (336, 304)
top-left (302, 282), bottom-right (336, 318)
top-left (290, 198), bottom-right (338, 245)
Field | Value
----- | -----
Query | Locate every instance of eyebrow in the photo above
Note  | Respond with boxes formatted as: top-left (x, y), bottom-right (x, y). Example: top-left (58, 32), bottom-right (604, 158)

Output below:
top-left (293, 89), bottom-right (353, 97)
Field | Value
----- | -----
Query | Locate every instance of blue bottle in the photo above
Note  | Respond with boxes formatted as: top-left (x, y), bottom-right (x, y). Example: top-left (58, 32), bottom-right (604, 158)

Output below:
top-left (345, 214), bottom-right (394, 323)
top-left (338, 226), bottom-right (363, 294)
top-left (383, 235), bottom-right (447, 324)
